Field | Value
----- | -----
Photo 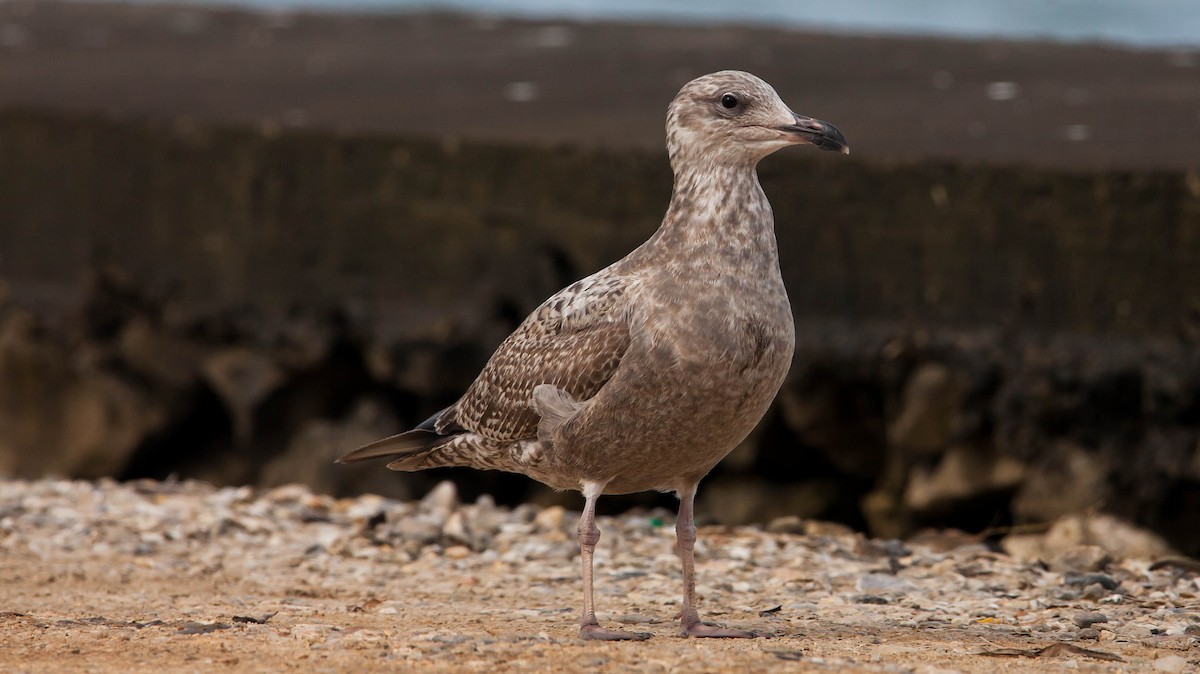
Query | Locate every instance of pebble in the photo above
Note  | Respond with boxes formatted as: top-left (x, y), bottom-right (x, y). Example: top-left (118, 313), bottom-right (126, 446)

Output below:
top-left (1154, 655), bottom-right (1189, 673)
top-left (1072, 611), bottom-right (1108, 628)
top-left (443, 545), bottom-right (471, 560)
top-left (533, 505), bottom-right (565, 531)
top-left (421, 480), bottom-right (458, 518)
top-left (1051, 545), bottom-right (1112, 573)
top-left (765, 515), bottom-right (804, 534)
top-left (1064, 573), bottom-right (1119, 591)
top-left (3, 476), bottom-right (1198, 665)
top-left (856, 573), bottom-right (917, 596)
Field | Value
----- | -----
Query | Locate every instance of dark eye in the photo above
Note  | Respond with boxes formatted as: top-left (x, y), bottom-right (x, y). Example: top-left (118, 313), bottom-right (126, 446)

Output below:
top-left (721, 93), bottom-right (739, 109)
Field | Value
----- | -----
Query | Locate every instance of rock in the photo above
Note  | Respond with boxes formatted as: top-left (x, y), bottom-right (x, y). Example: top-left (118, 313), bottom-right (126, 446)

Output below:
top-left (1072, 612), bottom-right (1108, 629)
top-left (887, 363), bottom-right (963, 457)
top-left (696, 477), bottom-right (844, 525)
top-left (904, 446), bottom-right (1025, 511)
top-left (906, 528), bottom-right (980, 553)
top-left (116, 317), bottom-right (203, 387)
top-left (803, 520), bottom-right (856, 537)
top-left (1050, 545), bottom-right (1113, 573)
top-left (1012, 443), bottom-right (1111, 522)
top-left (766, 515), bottom-right (805, 534)
top-left (0, 311), bottom-right (168, 478)
top-left (443, 545), bottom-right (471, 560)
top-left (533, 505), bottom-right (566, 531)
top-left (201, 347), bottom-right (284, 443)
top-left (1003, 514), bottom-right (1175, 563)
top-left (1064, 574), bottom-right (1119, 591)
top-left (1153, 655), bottom-right (1188, 673)
top-left (697, 477), bottom-right (838, 525)
top-left (422, 481), bottom-right (459, 518)
top-left (999, 533), bottom-right (1045, 562)
top-left (1051, 514), bottom-right (1175, 560)
top-left (258, 399), bottom-right (402, 498)
top-left (853, 595), bottom-right (890, 605)
top-left (442, 511), bottom-right (478, 549)
top-left (855, 573), bottom-right (916, 596)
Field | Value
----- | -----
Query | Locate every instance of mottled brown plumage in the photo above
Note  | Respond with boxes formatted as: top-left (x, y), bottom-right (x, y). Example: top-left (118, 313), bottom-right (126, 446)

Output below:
top-left (338, 70), bottom-right (848, 640)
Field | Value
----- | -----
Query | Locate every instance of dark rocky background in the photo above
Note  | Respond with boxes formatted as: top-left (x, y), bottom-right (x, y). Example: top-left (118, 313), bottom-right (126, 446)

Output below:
top-left (1, 2), bottom-right (1199, 555)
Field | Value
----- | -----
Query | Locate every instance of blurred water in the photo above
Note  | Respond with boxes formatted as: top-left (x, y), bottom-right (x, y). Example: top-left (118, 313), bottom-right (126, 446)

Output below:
top-left (105, 0), bottom-right (1200, 47)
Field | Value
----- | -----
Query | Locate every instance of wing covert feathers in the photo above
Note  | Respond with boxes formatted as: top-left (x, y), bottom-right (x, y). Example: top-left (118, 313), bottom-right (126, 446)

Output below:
top-left (337, 271), bottom-right (632, 470)
top-left (452, 272), bottom-right (632, 442)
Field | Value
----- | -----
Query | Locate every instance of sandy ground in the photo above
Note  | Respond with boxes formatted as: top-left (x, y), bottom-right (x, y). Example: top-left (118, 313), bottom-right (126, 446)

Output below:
top-left (0, 2), bottom-right (1198, 170)
top-left (1, 479), bottom-right (1196, 673)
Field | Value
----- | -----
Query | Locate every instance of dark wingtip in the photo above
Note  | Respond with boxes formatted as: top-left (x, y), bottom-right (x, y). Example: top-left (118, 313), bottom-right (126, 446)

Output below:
top-left (335, 429), bottom-right (440, 464)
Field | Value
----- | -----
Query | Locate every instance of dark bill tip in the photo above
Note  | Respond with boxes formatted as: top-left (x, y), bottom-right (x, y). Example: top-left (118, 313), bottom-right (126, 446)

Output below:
top-left (779, 113), bottom-right (850, 155)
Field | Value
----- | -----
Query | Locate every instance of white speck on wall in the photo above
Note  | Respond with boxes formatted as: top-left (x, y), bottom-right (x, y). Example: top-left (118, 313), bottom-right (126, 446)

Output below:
top-left (1064, 124), bottom-right (1091, 141)
top-left (986, 81), bottom-right (1020, 101)
top-left (528, 25), bottom-right (574, 48)
top-left (504, 81), bottom-right (540, 102)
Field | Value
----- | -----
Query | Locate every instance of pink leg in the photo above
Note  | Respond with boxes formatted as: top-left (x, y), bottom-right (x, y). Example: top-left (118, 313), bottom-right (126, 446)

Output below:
top-left (578, 483), bottom-right (651, 641)
top-left (677, 485), bottom-right (760, 638)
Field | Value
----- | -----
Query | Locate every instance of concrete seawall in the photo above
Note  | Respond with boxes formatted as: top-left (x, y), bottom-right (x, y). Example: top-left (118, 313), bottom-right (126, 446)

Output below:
top-left (2, 112), bottom-right (1199, 554)
top-left (3, 111), bottom-right (1198, 336)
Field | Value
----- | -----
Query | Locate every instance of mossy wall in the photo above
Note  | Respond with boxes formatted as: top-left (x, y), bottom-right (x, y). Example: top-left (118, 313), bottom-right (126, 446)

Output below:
top-left (2, 110), bottom-right (1198, 337)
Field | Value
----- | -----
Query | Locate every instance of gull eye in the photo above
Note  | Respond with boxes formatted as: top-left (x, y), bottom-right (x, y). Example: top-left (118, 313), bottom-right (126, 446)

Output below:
top-left (720, 93), bottom-right (739, 109)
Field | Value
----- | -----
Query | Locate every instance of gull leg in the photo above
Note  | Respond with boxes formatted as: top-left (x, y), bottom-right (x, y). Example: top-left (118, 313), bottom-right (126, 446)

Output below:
top-left (677, 484), bottom-right (759, 638)
top-left (578, 481), bottom-right (651, 641)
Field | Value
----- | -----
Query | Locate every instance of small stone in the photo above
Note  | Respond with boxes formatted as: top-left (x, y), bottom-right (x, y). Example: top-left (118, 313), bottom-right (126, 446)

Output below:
top-left (1072, 612), bottom-right (1108, 628)
top-left (1050, 545), bottom-right (1112, 573)
top-left (442, 511), bottom-right (474, 548)
top-left (444, 545), bottom-right (471, 559)
top-left (392, 517), bottom-right (440, 546)
top-left (856, 573), bottom-right (916, 595)
top-left (421, 481), bottom-right (459, 516)
top-left (853, 595), bottom-right (890, 605)
top-left (766, 515), bottom-right (804, 534)
top-left (803, 520), bottom-right (855, 537)
top-left (1063, 573), bottom-right (1119, 591)
top-left (533, 506), bottom-right (565, 531)
top-left (1153, 655), bottom-right (1188, 673)
top-left (1075, 628), bottom-right (1100, 640)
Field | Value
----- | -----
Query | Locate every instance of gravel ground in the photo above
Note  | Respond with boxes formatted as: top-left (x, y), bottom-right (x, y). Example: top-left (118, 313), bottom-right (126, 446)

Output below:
top-left (1, 479), bottom-right (1197, 673)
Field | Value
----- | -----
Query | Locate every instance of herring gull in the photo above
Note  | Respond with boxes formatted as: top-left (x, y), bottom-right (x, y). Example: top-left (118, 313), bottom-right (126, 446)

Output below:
top-left (338, 70), bottom-right (849, 640)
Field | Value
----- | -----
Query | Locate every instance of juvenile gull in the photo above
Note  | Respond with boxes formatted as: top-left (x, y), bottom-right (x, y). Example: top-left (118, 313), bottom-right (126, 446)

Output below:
top-left (338, 70), bottom-right (849, 640)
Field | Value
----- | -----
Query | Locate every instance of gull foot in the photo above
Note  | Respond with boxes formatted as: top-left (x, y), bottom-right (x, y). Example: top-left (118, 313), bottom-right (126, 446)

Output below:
top-left (580, 624), bottom-right (652, 641)
top-left (681, 621), bottom-right (761, 639)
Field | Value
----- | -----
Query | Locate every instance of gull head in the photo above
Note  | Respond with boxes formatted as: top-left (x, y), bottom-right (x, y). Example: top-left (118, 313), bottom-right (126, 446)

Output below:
top-left (666, 70), bottom-right (849, 169)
